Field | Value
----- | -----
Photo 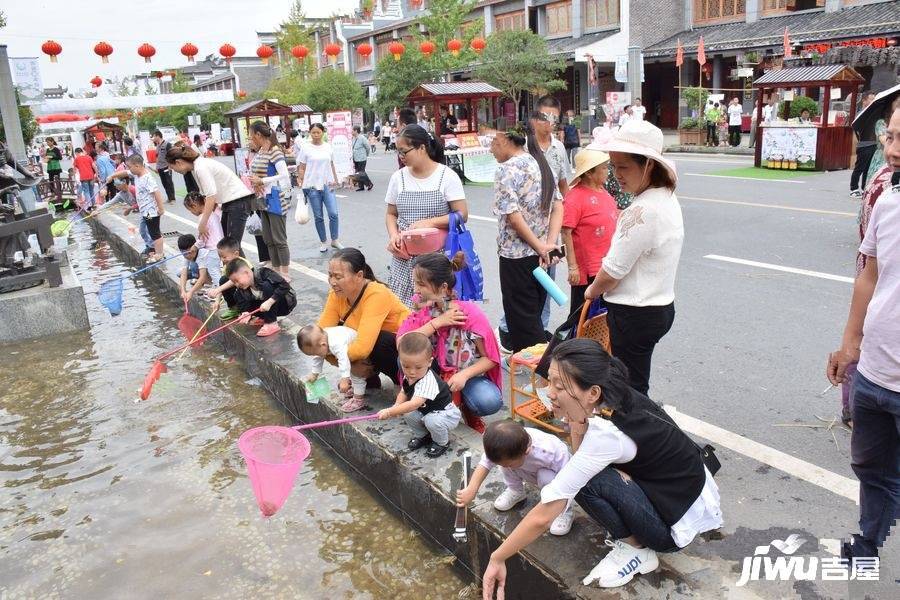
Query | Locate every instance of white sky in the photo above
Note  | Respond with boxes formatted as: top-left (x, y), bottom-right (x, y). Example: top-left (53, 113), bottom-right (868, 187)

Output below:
top-left (1, 0), bottom-right (355, 91)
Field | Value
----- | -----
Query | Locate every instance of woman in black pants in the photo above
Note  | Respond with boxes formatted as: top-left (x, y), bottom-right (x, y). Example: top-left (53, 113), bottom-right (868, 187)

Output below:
top-left (585, 120), bottom-right (684, 396)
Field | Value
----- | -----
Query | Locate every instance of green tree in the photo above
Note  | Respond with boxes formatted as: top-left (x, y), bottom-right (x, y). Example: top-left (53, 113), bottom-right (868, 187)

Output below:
top-left (112, 76), bottom-right (138, 97)
top-left (788, 95), bottom-right (819, 119)
top-left (305, 69), bottom-right (367, 112)
top-left (373, 52), bottom-right (440, 118)
top-left (274, 0), bottom-right (317, 81)
top-left (415, 0), bottom-right (481, 81)
top-left (0, 102), bottom-right (38, 145)
top-left (171, 71), bottom-right (192, 93)
top-left (474, 30), bottom-right (565, 109)
top-left (266, 71), bottom-right (308, 105)
top-left (0, 10), bottom-right (6, 28)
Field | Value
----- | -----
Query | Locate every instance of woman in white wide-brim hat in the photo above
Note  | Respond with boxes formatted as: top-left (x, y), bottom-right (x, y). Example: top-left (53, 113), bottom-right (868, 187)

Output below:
top-left (584, 120), bottom-right (684, 396)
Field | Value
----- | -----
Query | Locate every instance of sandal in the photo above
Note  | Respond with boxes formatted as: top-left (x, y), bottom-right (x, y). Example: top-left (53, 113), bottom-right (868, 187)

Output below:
top-left (340, 396), bottom-right (367, 413)
top-left (257, 322), bottom-right (281, 337)
top-left (425, 442), bottom-right (450, 458)
top-left (407, 434), bottom-right (432, 451)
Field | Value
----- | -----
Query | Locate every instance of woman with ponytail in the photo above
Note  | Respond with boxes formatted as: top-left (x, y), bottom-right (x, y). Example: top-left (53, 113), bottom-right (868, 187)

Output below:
top-left (481, 338), bottom-right (722, 593)
top-left (385, 124), bottom-right (468, 306)
top-left (248, 120), bottom-right (292, 280)
top-left (317, 248), bottom-right (410, 410)
top-left (489, 125), bottom-right (563, 353)
top-left (397, 252), bottom-right (503, 432)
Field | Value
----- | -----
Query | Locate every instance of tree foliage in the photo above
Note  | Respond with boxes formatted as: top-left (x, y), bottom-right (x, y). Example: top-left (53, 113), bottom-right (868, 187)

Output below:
top-left (305, 69), bottom-right (367, 113)
top-left (273, 0), bottom-right (317, 82)
top-left (414, 0), bottom-right (482, 81)
top-left (474, 30), bottom-right (566, 109)
top-left (373, 53), bottom-right (440, 119)
top-left (0, 101), bottom-right (38, 145)
top-left (789, 95), bottom-right (819, 118)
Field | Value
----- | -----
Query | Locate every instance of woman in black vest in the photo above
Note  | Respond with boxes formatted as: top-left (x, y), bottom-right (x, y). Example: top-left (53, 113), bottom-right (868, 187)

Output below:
top-left (481, 339), bottom-right (722, 594)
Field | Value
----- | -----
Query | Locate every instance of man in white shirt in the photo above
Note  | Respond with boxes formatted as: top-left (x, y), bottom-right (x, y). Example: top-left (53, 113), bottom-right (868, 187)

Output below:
top-left (631, 98), bottom-right (647, 122)
top-left (762, 97), bottom-right (778, 123)
top-left (618, 106), bottom-right (633, 129)
top-left (727, 98), bottom-right (743, 147)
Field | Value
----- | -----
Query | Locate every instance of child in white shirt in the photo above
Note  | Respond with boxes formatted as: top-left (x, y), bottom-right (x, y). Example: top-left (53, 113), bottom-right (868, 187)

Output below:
top-left (296, 324), bottom-right (367, 410)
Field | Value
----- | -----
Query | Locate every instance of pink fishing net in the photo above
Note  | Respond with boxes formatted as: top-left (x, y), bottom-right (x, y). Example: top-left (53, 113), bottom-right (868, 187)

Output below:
top-left (238, 426), bottom-right (310, 518)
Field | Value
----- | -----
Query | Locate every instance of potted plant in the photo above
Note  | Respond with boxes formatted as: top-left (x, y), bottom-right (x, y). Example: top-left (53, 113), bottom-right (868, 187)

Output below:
top-left (361, 0), bottom-right (374, 18)
top-left (678, 117), bottom-right (704, 146)
top-left (742, 51), bottom-right (759, 66)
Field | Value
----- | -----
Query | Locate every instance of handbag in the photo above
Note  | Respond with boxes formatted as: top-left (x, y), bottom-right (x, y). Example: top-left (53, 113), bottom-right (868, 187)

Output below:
top-left (401, 227), bottom-right (447, 256)
top-left (445, 211), bottom-right (484, 301)
top-left (293, 188), bottom-right (310, 224)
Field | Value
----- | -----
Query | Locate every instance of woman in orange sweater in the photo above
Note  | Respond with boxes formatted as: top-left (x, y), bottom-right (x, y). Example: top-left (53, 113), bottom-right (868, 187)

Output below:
top-left (318, 248), bottom-right (410, 411)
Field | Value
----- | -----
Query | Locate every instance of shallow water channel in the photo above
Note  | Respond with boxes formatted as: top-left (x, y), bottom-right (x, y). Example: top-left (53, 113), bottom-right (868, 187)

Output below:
top-left (1, 227), bottom-right (471, 599)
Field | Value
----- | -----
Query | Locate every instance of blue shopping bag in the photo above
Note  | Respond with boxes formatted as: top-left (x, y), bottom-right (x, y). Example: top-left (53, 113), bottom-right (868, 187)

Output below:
top-left (446, 211), bottom-right (484, 301)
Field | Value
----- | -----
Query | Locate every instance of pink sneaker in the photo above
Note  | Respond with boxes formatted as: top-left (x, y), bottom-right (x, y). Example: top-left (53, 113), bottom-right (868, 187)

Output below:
top-left (256, 322), bottom-right (280, 337)
top-left (340, 396), bottom-right (366, 412)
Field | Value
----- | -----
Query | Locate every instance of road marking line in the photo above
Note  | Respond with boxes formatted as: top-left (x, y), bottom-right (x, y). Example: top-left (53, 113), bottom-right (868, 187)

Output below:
top-left (469, 213), bottom-right (497, 223)
top-left (664, 405), bottom-right (859, 504)
top-left (681, 195), bottom-right (856, 217)
top-left (684, 172), bottom-right (805, 184)
top-left (704, 254), bottom-right (854, 283)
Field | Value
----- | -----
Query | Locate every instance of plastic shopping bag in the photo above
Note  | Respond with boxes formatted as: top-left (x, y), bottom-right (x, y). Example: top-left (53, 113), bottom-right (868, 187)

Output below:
top-left (293, 189), bottom-right (310, 225)
top-left (445, 211), bottom-right (484, 301)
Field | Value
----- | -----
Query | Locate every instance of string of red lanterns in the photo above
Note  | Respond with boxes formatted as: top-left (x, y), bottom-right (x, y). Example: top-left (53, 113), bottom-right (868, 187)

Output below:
top-left (470, 37), bottom-right (486, 54)
top-left (219, 43), bottom-right (236, 64)
top-left (256, 44), bottom-right (275, 65)
top-left (419, 40), bottom-right (435, 58)
top-left (181, 42), bottom-right (198, 63)
top-left (356, 42), bottom-right (373, 59)
top-left (41, 40), bottom-right (62, 63)
top-left (447, 39), bottom-right (462, 56)
top-left (388, 41), bottom-right (405, 61)
top-left (291, 44), bottom-right (309, 62)
top-left (137, 43), bottom-right (156, 64)
top-left (325, 43), bottom-right (342, 64)
top-left (94, 41), bottom-right (113, 64)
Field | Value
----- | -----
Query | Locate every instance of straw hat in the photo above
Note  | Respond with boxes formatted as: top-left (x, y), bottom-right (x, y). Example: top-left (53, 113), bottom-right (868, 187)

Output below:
top-left (599, 120), bottom-right (678, 185)
top-left (571, 149), bottom-right (610, 182)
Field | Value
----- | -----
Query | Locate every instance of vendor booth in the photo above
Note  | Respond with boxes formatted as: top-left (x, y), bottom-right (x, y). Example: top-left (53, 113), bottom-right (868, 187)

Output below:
top-left (753, 65), bottom-right (864, 171)
top-left (223, 99), bottom-right (314, 165)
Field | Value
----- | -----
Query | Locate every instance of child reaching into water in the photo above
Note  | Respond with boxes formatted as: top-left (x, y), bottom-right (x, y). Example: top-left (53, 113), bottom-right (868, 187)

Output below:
top-left (177, 234), bottom-right (212, 303)
top-left (225, 259), bottom-right (297, 337)
top-left (456, 419), bottom-right (574, 535)
top-left (206, 237), bottom-right (243, 320)
top-left (378, 332), bottom-right (461, 458)
top-left (297, 325), bottom-right (368, 412)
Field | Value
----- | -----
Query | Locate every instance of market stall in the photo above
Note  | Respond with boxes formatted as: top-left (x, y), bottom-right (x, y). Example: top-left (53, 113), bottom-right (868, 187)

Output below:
top-left (223, 99), bottom-right (314, 166)
top-left (753, 65), bottom-right (864, 171)
top-left (406, 81), bottom-right (502, 137)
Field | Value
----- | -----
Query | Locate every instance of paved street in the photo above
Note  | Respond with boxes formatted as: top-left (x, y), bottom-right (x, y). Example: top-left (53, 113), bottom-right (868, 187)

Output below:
top-left (145, 149), bottom-right (895, 596)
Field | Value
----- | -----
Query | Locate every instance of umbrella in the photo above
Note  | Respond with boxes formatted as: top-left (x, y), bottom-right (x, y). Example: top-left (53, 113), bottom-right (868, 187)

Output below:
top-left (852, 83), bottom-right (900, 139)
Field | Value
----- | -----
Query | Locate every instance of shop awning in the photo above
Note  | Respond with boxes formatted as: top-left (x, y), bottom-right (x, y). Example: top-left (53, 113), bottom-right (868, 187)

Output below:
top-left (753, 64), bottom-right (863, 87)
top-left (548, 29), bottom-right (619, 58)
top-left (644, 1), bottom-right (900, 58)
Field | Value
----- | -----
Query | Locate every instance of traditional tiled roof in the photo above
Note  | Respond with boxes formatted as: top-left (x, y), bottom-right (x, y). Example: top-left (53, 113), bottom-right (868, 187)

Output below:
top-left (753, 64), bottom-right (863, 85)
top-left (645, 2), bottom-right (900, 57)
top-left (413, 82), bottom-right (502, 96)
top-left (546, 29), bottom-right (619, 56)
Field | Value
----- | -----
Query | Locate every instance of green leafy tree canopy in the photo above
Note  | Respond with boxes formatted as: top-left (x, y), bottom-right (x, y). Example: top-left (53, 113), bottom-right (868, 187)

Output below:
top-left (373, 52), bottom-right (440, 119)
top-left (414, 0), bottom-right (482, 81)
top-left (305, 69), bottom-right (367, 113)
top-left (474, 29), bottom-right (565, 109)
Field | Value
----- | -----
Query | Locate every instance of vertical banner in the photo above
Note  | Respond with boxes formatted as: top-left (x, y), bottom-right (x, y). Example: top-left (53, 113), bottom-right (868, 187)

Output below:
top-left (352, 108), bottom-right (364, 128)
top-left (326, 110), bottom-right (353, 180)
top-left (10, 58), bottom-right (44, 105)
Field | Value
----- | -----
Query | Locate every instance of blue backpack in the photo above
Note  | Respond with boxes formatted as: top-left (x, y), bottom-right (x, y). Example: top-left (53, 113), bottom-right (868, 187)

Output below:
top-left (446, 211), bottom-right (484, 301)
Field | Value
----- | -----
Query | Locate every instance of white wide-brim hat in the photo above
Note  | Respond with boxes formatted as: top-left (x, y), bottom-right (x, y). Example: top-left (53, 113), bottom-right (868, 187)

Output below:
top-left (599, 120), bottom-right (678, 185)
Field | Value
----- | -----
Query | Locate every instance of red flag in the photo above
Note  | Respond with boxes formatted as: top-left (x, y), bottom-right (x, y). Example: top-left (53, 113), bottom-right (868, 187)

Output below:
top-left (675, 39), bottom-right (684, 68)
top-left (697, 36), bottom-right (706, 66)
top-left (783, 28), bottom-right (792, 58)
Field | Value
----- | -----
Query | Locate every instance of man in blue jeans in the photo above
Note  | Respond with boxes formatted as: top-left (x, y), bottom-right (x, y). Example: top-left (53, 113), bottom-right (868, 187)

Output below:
top-left (827, 105), bottom-right (900, 567)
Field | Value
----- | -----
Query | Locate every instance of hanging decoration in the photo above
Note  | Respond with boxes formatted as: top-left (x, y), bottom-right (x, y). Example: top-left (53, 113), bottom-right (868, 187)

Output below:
top-left (154, 71), bottom-right (164, 79)
top-left (237, 90), bottom-right (247, 99)
top-left (419, 40), bottom-right (435, 58)
top-left (325, 43), bottom-right (342, 64)
top-left (137, 43), bottom-right (156, 64)
top-left (94, 41), bottom-right (113, 64)
top-left (291, 44), bottom-right (309, 62)
top-left (181, 43), bottom-right (198, 63)
top-left (388, 41), bottom-right (405, 61)
top-left (356, 42), bottom-right (373, 58)
top-left (42, 40), bottom-right (62, 63)
top-left (470, 37), bottom-right (486, 54)
top-left (257, 44), bottom-right (275, 65)
top-left (447, 39), bottom-right (462, 56)
top-left (90, 76), bottom-right (103, 88)
top-left (410, 0), bottom-right (423, 6)
top-left (220, 43), bottom-right (236, 64)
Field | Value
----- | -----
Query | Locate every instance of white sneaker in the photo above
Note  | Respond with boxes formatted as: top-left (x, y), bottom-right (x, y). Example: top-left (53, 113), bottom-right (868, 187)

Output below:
top-left (318, 244), bottom-right (328, 253)
top-left (549, 501), bottom-right (573, 536)
top-left (494, 327), bottom-right (511, 355)
top-left (493, 487), bottom-right (528, 511)
top-left (582, 539), bottom-right (659, 588)
top-left (849, 189), bottom-right (863, 199)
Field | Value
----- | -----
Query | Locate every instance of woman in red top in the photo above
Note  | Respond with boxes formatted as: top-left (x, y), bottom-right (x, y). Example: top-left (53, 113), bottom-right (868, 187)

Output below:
top-left (562, 149), bottom-right (619, 313)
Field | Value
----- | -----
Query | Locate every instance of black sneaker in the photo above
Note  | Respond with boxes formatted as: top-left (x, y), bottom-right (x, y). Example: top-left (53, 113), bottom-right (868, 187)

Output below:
top-left (408, 434), bottom-right (432, 451)
top-left (426, 441), bottom-right (450, 458)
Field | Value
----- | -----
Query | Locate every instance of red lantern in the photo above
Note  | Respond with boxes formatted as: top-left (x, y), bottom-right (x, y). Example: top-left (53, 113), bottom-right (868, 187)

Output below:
top-left (325, 43), bottom-right (342, 64)
top-left (90, 76), bottom-right (102, 88)
top-left (137, 43), bottom-right (156, 64)
top-left (387, 41), bottom-right (404, 61)
top-left (237, 90), bottom-right (247, 99)
top-left (181, 43), bottom-right (198, 63)
top-left (94, 41), bottom-right (113, 64)
top-left (419, 40), bottom-right (435, 58)
top-left (447, 39), bottom-right (462, 56)
top-left (219, 43), bottom-right (236, 64)
top-left (470, 37), bottom-right (486, 54)
top-left (291, 44), bottom-right (309, 62)
top-left (357, 42), bottom-right (373, 58)
top-left (42, 40), bottom-right (62, 63)
top-left (257, 44), bottom-right (275, 65)
top-left (411, 0), bottom-right (423, 6)
top-left (154, 71), bottom-right (163, 79)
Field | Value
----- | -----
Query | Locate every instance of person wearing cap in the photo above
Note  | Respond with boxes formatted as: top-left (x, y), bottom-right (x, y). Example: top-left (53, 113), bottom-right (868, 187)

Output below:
top-left (584, 121), bottom-right (683, 396)
top-left (562, 149), bottom-right (619, 314)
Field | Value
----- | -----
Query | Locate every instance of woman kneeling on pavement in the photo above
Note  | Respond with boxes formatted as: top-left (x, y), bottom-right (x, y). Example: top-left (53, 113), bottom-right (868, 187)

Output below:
top-left (481, 339), bottom-right (722, 595)
top-left (397, 252), bottom-right (502, 432)
top-left (317, 248), bottom-right (410, 412)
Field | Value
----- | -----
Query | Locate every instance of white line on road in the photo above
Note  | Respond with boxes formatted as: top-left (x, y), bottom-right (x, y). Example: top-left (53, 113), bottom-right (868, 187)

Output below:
top-left (684, 172), bottom-right (805, 184)
top-left (468, 213), bottom-right (497, 223)
top-left (704, 254), bottom-right (854, 283)
top-left (681, 195), bottom-right (856, 217)
top-left (664, 405), bottom-right (859, 504)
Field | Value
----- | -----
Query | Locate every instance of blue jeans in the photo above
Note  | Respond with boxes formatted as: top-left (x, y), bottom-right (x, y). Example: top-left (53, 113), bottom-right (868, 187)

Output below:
top-left (305, 187), bottom-right (339, 242)
top-left (139, 217), bottom-right (154, 251)
top-left (849, 372), bottom-right (900, 558)
top-left (80, 181), bottom-right (96, 207)
top-left (575, 467), bottom-right (680, 552)
top-left (461, 375), bottom-right (502, 416)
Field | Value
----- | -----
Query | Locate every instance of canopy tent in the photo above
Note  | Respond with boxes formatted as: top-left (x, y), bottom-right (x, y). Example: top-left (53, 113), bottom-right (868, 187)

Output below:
top-left (406, 82), bottom-right (503, 136)
top-left (82, 120), bottom-right (126, 154)
top-left (753, 64), bottom-right (865, 171)
top-left (224, 99), bottom-right (313, 148)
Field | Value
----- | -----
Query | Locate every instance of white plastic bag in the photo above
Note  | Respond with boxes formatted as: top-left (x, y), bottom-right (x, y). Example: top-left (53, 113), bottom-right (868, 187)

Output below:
top-left (245, 213), bottom-right (262, 235)
top-left (293, 189), bottom-right (310, 225)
